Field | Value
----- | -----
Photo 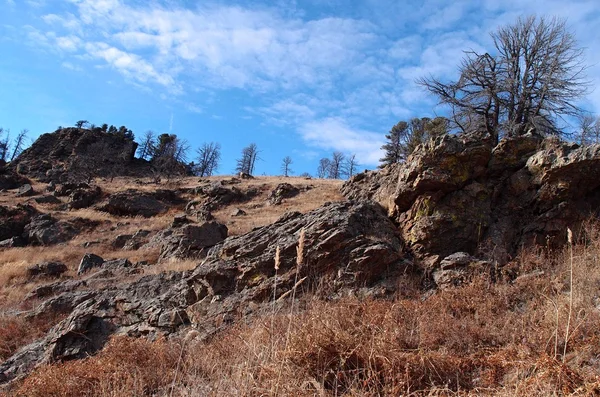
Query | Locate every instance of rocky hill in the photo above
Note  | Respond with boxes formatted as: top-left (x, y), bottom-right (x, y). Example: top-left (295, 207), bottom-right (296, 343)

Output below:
top-left (9, 128), bottom-right (149, 182)
top-left (1, 132), bottom-right (600, 395)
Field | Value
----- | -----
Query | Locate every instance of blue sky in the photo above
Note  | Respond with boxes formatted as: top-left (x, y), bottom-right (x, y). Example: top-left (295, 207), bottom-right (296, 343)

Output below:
top-left (1, 0), bottom-right (600, 176)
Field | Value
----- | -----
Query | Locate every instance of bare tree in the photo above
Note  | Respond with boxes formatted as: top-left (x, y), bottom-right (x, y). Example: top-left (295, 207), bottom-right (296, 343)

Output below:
top-left (75, 120), bottom-right (89, 129)
top-left (137, 130), bottom-right (156, 160)
top-left (345, 154), bottom-right (359, 178)
top-left (575, 114), bottom-right (600, 145)
top-left (419, 15), bottom-right (590, 144)
top-left (317, 158), bottom-right (330, 178)
top-left (0, 128), bottom-right (9, 162)
top-left (328, 151), bottom-right (345, 179)
top-left (9, 129), bottom-right (28, 162)
top-left (281, 156), bottom-right (293, 177)
top-left (236, 143), bottom-right (259, 175)
top-left (196, 142), bottom-right (221, 177)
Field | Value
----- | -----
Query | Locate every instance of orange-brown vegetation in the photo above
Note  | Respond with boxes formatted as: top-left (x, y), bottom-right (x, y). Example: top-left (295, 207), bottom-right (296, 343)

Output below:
top-left (11, 225), bottom-right (600, 396)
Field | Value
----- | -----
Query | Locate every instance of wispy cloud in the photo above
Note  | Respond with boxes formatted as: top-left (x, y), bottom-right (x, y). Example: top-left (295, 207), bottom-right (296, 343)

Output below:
top-left (299, 118), bottom-right (384, 165)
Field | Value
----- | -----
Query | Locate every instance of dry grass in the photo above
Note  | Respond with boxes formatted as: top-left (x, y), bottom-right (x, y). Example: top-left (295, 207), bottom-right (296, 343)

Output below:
top-left (0, 176), bottom-right (342, 314)
top-left (213, 177), bottom-right (343, 235)
top-left (11, 226), bottom-right (600, 396)
top-left (0, 313), bottom-right (66, 362)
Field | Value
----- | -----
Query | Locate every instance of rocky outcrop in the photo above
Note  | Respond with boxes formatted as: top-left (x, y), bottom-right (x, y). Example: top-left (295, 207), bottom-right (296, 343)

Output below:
top-left (155, 222), bottom-right (228, 262)
top-left (23, 215), bottom-right (79, 246)
top-left (10, 128), bottom-right (144, 182)
top-left (96, 189), bottom-right (168, 217)
top-left (0, 165), bottom-right (30, 190)
top-left (0, 204), bottom-right (37, 242)
top-left (268, 183), bottom-right (300, 205)
top-left (342, 133), bottom-right (600, 265)
top-left (0, 201), bottom-right (406, 384)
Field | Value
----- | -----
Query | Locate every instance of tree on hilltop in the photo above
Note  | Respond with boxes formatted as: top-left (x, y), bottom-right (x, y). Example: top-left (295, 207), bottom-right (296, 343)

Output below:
top-left (195, 142), bottom-right (221, 177)
top-left (236, 143), bottom-right (259, 175)
top-left (419, 15), bottom-right (589, 144)
top-left (281, 156), bottom-right (293, 177)
top-left (380, 117), bottom-right (448, 168)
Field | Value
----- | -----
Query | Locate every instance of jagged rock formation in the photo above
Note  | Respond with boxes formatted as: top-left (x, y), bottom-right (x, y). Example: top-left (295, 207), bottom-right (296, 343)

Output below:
top-left (0, 201), bottom-right (406, 384)
top-left (9, 128), bottom-right (147, 182)
top-left (342, 133), bottom-right (600, 265)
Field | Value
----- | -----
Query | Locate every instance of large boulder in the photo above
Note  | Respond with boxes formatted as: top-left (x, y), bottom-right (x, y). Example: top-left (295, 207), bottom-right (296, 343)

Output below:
top-left (342, 132), bottom-right (600, 265)
top-left (96, 189), bottom-right (167, 217)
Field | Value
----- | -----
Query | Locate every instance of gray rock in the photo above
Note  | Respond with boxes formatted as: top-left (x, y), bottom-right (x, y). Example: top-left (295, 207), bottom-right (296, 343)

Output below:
top-left (172, 214), bottom-right (190, 228)
top-left (33, 195), bottom-right (61, 205)
top-left (268, 183), bottom-right (300, 205)
top-left (0, 236), bottom-right (26, 249)
top-left (77, 253), bottom-right (104, 275)
top-left (231, 208), bottom-right (246, 217)
top-left (112, 234), bottom-right (133, 249)
top-left (96, 189), bottom-right (167, 217)
top-left (158, 222), bottom-right (228, 262)
top-left (24, 215), bottom-right (78, 246)
top-left (16, 184), bottom-right (34, 197)
top-left (342, 133), bottom-right (600, 265)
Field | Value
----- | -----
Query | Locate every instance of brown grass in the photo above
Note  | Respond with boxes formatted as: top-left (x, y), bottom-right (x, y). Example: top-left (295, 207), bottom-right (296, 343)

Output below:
top-left (0, 313), bottom-right (66, 362)
top-left (11, 228), bottom-right (600, 396)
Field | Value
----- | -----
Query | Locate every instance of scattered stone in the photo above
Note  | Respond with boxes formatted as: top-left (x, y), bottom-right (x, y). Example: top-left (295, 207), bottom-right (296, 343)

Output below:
top-left (26, 262), bottom-right (68, 279)
top-left (238, 172), bottom-right (254, 179)
top-left (0, 236), bottom-right (25, 248)
top-left (231, 208), bottom-right (246, 217)
top-left (77, 253), bottom-right (104, 275)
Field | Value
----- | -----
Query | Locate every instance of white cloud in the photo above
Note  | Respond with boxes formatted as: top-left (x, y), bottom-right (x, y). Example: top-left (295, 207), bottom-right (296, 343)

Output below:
top-left (83, 42), bottom-right (178, 90)
top-left (56, 35), bottom-right (81, 51)
top-left (299, 118), bottom-right (384, 165)
top-left (61, 61), bottom-right (83, 71)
